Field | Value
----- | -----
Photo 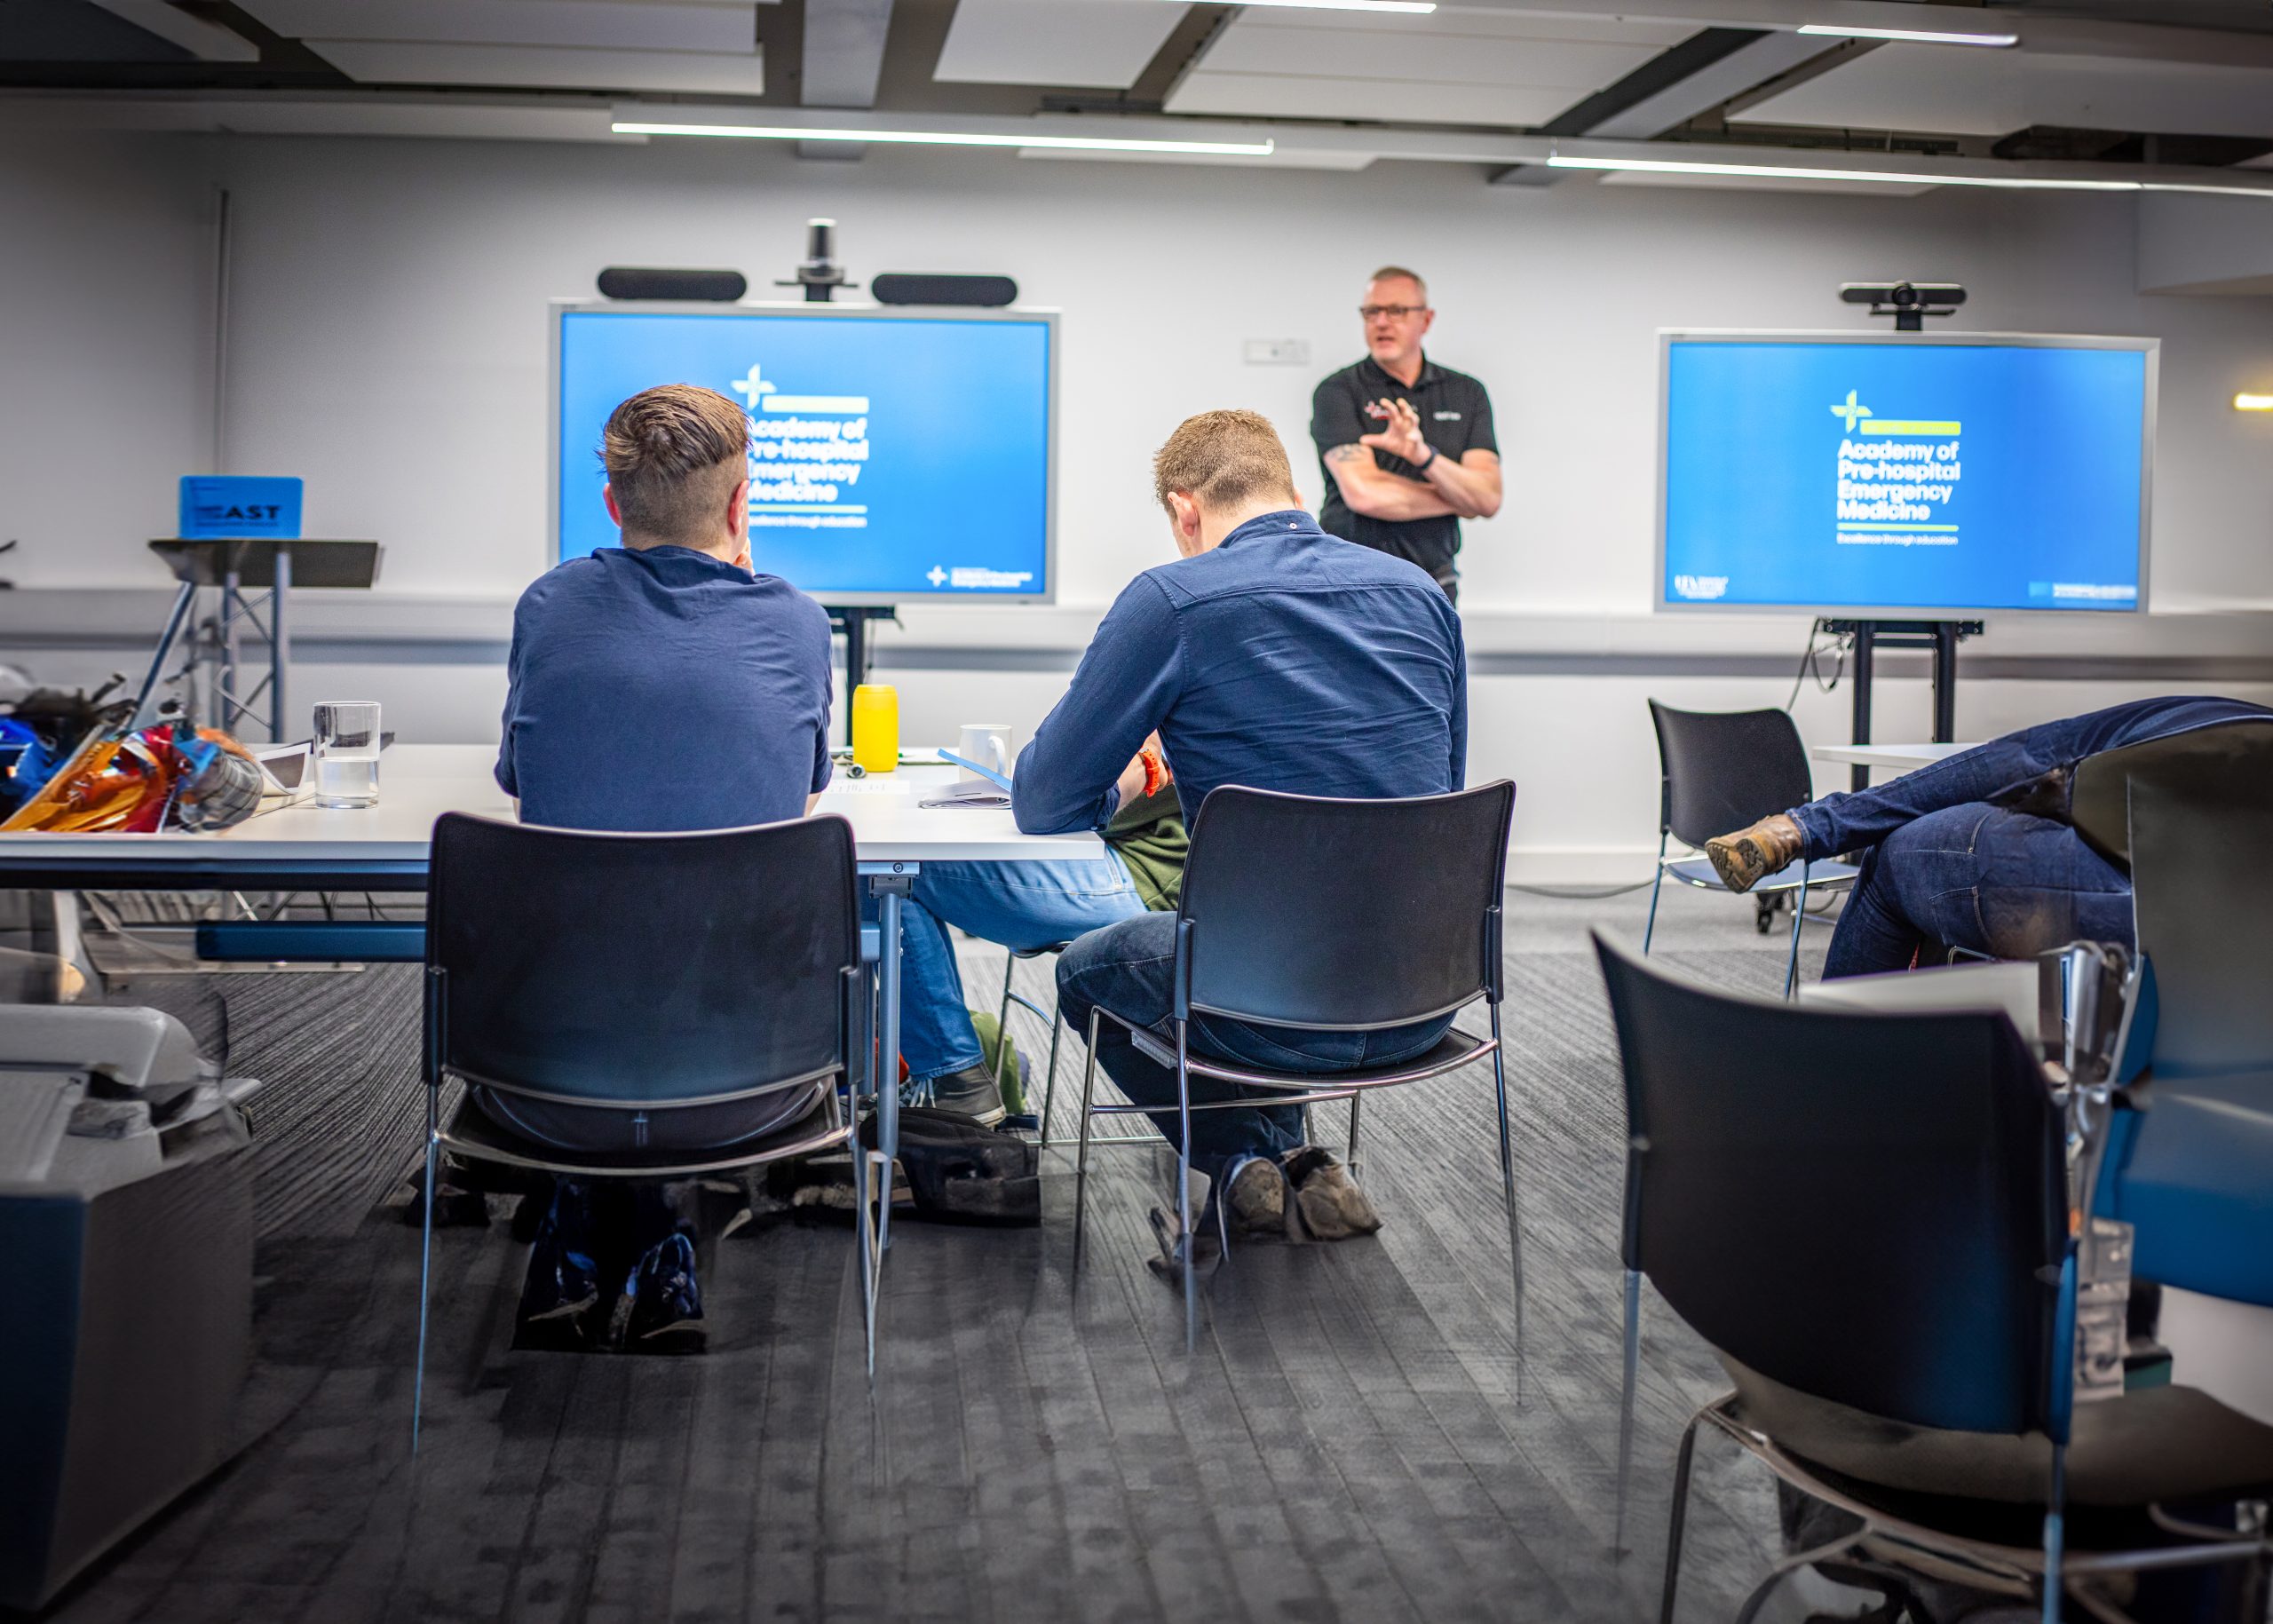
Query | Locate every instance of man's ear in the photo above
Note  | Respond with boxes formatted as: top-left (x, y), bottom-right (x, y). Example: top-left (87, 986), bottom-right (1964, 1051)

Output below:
top-left (603, 483), bottom-right (624, 529)
top-left (1166, 491), bottom-right (1203, 555)
top-left (727, 476), bottom-right (749, 543)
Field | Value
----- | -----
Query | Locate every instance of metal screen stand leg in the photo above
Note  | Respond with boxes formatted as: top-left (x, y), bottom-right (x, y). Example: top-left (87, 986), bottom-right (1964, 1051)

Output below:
top-left (1659, 1409), bottom-right (1707, 1624)
top-left (1784, 868), bottom-right (1811, 1000)
top-left (1644, 833), bottom-right (1668, 953)
top-left (1614, 1267), bottom-right (1643, 1559)
top-left (1073, 1008), bottom-right (1102, 1275)
top-left (1176, 1019), bottom-right (1197, 1355)
top-left (412, 1108), bottom-right (438, 1455)
top-left (2040, 1508), bottom-right (2065, 1624)
top-left (1489, 1006), bottom-right (1525, 1404)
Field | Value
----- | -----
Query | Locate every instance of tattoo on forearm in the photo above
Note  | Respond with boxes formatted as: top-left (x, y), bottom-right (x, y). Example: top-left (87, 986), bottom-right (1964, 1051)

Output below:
top-left (1325, 444), bottom-right (1362, 464)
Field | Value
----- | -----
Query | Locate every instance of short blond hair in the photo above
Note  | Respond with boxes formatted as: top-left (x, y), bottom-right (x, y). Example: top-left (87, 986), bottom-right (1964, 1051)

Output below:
top-left (1367, 265), bottom-right (1428, 304)
top-left (1152, 409), bottom-right (1302, 515)
top-left (600, 384), bottom-right (749, 547)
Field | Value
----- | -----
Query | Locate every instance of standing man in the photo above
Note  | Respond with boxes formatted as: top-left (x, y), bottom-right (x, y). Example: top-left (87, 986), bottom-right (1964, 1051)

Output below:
top-left (1311, 265), bottom-right (1502, 603)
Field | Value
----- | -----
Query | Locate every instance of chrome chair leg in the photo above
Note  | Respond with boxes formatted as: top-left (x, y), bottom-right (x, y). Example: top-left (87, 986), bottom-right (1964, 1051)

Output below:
top-left (1073, 1006), bottom-right (1102, 1272)
top-left (851, 1109), bottom-right (879, 1379)
top-left (1614, 1267), bottom-right (1642, 1559)
top-left (1784, 866), bottom-right (1812, 1000)
top-left (1039, 998), bottom-right (1065, 1148)
top-left (1659, 1406), bottom-right (1708, 1624)
top-left (1176, 1020), bottom-right (1198, 1354)
top-left (1347, 1092), bottom-right (1364, 1176)
top-left (1489, 1005), bottom-right (1525, 1403)
top-left (412, 1116), bottom-right (438, 1454)
top-left (1643, 831), bottom-right (1668, 953)
top-left (1730, 1530), bottom-right (1869, 1624)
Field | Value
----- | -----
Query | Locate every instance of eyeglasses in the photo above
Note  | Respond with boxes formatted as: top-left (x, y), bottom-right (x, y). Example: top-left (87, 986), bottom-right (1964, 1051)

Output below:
top-left (1358, 304), bottom-right (1428, 321)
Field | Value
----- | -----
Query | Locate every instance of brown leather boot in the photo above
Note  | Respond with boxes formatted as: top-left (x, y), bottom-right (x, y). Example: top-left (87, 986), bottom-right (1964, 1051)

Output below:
top-left (1704, 812), bottom-right (1805, 894)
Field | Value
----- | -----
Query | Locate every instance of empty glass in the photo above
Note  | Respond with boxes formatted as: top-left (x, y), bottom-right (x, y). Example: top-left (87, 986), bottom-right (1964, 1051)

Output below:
top-left (312, 701), bottom-right (382, 808)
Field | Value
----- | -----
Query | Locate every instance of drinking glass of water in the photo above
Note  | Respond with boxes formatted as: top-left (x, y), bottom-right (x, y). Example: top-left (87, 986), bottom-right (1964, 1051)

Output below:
top-left (312, 701), bottom-right (382, 808)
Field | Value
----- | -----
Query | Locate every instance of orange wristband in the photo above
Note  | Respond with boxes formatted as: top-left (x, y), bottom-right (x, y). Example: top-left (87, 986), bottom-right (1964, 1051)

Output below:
top-left (1139, 747), bottom-right (1171, 798)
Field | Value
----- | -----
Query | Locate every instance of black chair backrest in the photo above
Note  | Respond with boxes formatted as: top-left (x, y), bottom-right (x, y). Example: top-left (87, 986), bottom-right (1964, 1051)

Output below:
top-left (1594, 931), bottom-right (2067, 1438)
top-left (1648, 701), bottom-right (1815, 849)
top-left (1177, 781), bottom-right (1515, 1030)
top-left (2075, 723), bottom-right (2273, 1077)
top-left (426, 812), bottom-right (860, 1107)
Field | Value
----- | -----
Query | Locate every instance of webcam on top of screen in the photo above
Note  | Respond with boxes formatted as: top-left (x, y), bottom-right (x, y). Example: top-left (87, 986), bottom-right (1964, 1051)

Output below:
top-left (1840, 281), bottom-right (1968, 333)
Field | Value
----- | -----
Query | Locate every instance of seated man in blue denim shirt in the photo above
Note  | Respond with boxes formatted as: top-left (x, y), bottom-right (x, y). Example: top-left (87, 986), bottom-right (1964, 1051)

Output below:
top-left (492, 383), bottom-right (834, 1345)
top-left (1021, 409), bottom-right (1469, 1246)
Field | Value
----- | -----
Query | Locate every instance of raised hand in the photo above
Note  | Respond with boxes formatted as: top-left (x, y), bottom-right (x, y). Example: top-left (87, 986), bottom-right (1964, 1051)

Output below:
top-left (1358, 397), bottom-right (1430, 467)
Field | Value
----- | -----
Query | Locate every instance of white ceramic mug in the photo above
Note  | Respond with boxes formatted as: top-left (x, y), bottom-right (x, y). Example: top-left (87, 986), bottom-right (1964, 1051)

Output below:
top-left (955, 723), bottom-right (1013, 783)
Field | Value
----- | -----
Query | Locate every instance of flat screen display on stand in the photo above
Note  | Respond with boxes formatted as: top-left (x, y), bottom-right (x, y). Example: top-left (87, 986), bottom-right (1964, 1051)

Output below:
top-left (1657, 332), bottom-right (2155, 616)
top-left (552, 303), bottom-right (1057, 604)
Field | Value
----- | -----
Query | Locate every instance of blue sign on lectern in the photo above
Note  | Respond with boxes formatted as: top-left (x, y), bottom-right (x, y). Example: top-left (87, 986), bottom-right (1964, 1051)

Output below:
top-left (178, 476), bottom-right (304, 539)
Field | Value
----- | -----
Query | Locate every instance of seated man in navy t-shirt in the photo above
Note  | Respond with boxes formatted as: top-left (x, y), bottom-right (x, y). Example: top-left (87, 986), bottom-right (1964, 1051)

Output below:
top-left (490, 383), bottom-right (835, 1345)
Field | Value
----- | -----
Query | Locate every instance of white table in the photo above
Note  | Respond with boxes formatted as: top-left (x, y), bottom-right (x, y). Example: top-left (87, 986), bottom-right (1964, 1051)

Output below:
top-left (1810, 741), bottom-right (1976, 772)
top-left (0, 742), bottom-right (1104, 1152)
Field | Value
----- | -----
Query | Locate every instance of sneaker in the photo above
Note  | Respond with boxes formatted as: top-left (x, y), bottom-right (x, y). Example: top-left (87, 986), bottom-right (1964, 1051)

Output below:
top-left (623, 1232), bottom-right (706, 1352)
top-left (519, 1222), bottom-right (600, 1349)
top-left (1145, 1165), bottom-right (1222, 1285)
top-left (1703, 812), bottom-right (1805, 895)
top-left (1282, 1145), bottom-right (1382, 1240)
top-left (923, 1062), bottom-right (1007, 1127)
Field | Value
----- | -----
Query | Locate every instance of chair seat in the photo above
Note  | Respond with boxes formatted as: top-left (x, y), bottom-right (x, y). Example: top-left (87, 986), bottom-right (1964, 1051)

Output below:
top-left (1725, 1361), bottom-right (2273, 1513)
top-left (1122, 1020), bottom-right (1494, 1094)
top-left (438, 1089), bottom-right (851, 1179)
top-left (1665, 855), bottom-right (1857, 896)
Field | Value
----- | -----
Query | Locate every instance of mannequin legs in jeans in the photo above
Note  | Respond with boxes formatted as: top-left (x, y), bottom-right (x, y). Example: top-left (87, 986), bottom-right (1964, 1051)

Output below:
top-left (1774, 698), bottom-right (2263, 977)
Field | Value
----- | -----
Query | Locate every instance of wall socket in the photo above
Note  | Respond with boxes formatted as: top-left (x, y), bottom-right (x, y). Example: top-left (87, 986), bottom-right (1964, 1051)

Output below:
top-left (1244, 338), bottom-right (1311, 366)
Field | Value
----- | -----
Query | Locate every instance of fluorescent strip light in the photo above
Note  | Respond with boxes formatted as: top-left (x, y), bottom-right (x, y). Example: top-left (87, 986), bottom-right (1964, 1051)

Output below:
top-left (1797, 23), bottom-right (2017, 46)
top-left (1215, 0), bottom-right (1435, 9)
top-left (1546, 154), bottom-right (2136, 191)
top-left (614, 121), bottom-right (1275, 156)
top-left (2237, 393), bottom-right (2273, 412)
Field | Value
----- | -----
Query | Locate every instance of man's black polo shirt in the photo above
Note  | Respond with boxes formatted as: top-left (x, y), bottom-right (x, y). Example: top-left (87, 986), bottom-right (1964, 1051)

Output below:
top-left (1311, 353), bottom-right (1497, 586)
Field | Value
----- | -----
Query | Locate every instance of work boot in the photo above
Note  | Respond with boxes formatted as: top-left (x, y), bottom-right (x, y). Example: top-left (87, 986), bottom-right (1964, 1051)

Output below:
top-left (1222, 1153), bottom-right (1295, 1240)
top-left (1704, 812), bottom-right (1805, 895)
top-left (1282, 1146), bottom-right (1381, 1240)
top-left (925, 1062), bottom-right (1007, 1127)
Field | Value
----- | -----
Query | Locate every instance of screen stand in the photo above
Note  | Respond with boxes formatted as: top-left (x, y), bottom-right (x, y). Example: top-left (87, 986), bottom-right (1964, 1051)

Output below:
top-left (826, 606), bottom-right (898, 744)
top-left (1821, 619), bottom-right (1982, 790)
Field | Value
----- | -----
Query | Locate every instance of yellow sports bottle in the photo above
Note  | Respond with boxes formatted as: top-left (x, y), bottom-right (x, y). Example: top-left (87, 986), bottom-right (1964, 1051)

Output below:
top-left (851, 684), bottom-right (899, 773)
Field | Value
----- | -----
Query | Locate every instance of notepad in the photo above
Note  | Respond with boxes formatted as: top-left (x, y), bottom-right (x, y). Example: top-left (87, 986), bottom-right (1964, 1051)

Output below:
top-left (923, 749), bottom-right (1013, 808)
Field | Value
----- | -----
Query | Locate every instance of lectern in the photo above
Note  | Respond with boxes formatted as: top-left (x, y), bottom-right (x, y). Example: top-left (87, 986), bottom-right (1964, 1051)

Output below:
top-left (138, 538), bottom-right (381, 741)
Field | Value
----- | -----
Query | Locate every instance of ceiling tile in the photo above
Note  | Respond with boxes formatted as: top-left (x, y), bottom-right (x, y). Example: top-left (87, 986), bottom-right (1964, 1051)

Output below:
top-left (1738, 44), bottom-right (2273, 141)
top-left (305, 38), bottom-right (763, 93)
top-left (934, 0), bottom-right (1187, 89)
top-left (237, 0), bottom-right (757, 53)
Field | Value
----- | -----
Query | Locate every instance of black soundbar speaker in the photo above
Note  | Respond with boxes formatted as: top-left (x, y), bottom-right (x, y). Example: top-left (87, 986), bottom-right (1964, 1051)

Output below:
top-left (871, 273), bottom-right (1018, 308)
top-left (597, 266), bottom-right (748, 302)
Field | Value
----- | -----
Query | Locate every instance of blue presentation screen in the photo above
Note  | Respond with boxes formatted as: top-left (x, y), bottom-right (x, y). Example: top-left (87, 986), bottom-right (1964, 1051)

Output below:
top-left (1660, 337), bottom-right (2150, 614)
top-left (556, 307), bottom-right (1053, 600)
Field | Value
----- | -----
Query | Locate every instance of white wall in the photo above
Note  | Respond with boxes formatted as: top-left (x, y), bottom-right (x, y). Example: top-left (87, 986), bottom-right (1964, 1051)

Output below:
top-left (5, 131), bottom-right (2273, 878)
top-left (201, 137), bottom-right (2273, 614)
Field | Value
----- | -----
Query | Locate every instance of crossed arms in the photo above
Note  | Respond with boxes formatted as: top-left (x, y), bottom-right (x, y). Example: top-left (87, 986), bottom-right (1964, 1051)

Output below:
top-left (1324, 396), bottom-right (1501, 523)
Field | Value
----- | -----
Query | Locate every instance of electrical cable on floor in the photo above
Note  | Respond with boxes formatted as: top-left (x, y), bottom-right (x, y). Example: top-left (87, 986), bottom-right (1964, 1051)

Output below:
top-left (1786, 615), bottom-right (1851, 712)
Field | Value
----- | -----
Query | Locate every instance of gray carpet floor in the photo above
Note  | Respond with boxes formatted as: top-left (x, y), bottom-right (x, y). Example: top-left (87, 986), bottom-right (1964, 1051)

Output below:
top-left (39, 885), bottom-right (1849, 1624)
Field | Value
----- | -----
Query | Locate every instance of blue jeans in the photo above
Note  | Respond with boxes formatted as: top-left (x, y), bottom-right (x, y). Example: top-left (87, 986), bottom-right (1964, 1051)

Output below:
top-left (1056, 911), bottom-right (1452, 1172)
top-left (887, 854), bottom-right (1151, 1083)
top-left (1790, 698), bottom-right (2265, 978)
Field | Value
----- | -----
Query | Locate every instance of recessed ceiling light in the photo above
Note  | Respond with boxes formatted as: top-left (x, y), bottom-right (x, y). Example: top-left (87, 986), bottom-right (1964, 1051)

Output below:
top-left (613, 122), bottom-right (1276, 156)
top-left (1796, 23), bottom-right (2018, 46)
top-left (2237, 393), bottom-right (2273, 412)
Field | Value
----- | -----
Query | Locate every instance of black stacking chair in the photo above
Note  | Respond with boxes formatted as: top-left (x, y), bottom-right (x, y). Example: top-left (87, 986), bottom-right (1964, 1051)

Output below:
top-left (1643, 701), bottom-right (1857, 998)
top-left (1072, 781), bottom-right (1521, 1359)
top-left (414, 813), bottom-right (882, 1448)
top-left (2072, 717), bottom-right (2273, 1310)
top-left (1593, 931), bottom-right (2273, 1624)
